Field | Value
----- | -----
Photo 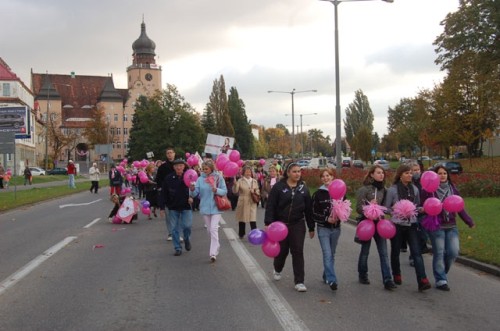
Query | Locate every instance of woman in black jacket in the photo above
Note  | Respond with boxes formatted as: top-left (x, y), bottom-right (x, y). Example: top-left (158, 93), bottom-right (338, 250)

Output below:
top-left (312, 169), bottom-right (341, 291)
top-left (264, 162), bottom-right (314, 292)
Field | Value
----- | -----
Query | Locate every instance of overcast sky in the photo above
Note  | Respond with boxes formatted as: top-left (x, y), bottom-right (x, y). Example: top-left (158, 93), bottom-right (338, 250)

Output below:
top-left (2, 0), bottom-right (459, 139)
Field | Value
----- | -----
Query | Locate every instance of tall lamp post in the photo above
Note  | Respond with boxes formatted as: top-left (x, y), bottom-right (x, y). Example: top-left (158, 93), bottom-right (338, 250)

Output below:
top-left (299, 113), bottom-right (317, 157)
top-left (320, 0), bottom-right (393, 174)
top-left (268, 89), bottom-right (317, 158)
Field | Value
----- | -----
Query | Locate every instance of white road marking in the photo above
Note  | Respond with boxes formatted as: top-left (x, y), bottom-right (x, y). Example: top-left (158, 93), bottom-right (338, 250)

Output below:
top-left (84, 218), bottom-right (100, 228)
top-left (0, 236), bottom-right (77, 296)
top-left (222, 227), bottom-right (310, 331)
top-left (59, 199), bottom-right (102, 209)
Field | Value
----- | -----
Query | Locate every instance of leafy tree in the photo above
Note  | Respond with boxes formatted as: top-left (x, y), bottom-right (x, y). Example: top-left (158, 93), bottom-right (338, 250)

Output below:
top-left (343, 89), bottom-right (374, 146)
top-left (206, 75), bottom-right (235, 137)
top-left (83, 104), bottom-right (111, 147)
top-left (127, 84), bottom-right (205, 160)
top-left (228, 87), bottom-right (254, 158)
top-left (201, 106), bottom-right (217, 134)
top-left (264, 127), bottom-right (289, 156)
top-left (353, 126), bottom-right (372, 162)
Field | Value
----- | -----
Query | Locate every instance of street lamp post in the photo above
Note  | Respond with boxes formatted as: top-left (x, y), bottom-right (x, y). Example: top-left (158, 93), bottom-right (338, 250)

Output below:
top-left (299, 113), bottom-right (317, 157)
top-left (320, 0), bottom-right (393, 174)
top-left (268, 89), bottom-right (317, 159)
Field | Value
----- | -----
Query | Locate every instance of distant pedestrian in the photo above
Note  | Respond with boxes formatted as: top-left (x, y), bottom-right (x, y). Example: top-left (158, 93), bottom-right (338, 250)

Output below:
top-left (24, 167), bottom-right (32, 185)
top-left (190, 160), bottom-right (227, 263)
top-left (421, 165), bottom-right (475, 291)
top-left (89, 163), bottom-right (100, 193)
top-left (109, 164), bottom-right (123, 196)
top-left (0, 162), bottom-right (4, 189)
top-left (155, 147), bottom-right (176, 241)
top-left (143, 163), bottom-right (159, 220)
top-left (67, 160), bottom-right (77, 188)
top-left (233, 165), bottom-right (259, 239)
top-left (264, 162), bottom-right (314, 292)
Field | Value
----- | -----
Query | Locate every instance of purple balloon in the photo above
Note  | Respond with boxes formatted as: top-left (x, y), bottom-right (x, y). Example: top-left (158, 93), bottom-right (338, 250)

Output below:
top-left (248, 229), bottom-right (267, 245)
top-left (142, 200), bottom-right (150, 208)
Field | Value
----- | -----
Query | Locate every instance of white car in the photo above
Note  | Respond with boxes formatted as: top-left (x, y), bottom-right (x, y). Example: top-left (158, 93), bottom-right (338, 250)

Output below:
top-left (374, 160), bottom-right (390, 170)
top-left (29, 167), bottom-right (46, 176)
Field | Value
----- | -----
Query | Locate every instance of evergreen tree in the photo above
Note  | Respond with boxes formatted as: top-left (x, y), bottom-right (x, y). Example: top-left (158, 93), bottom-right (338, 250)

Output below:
top-left (206, 75), bottom-right (235, 137)
top-left (228, 86), bottom-right (254, 158)
top-left (201, 106), bottom-right (217, 134)
top-left (343, 89), bottom-right (374, 146)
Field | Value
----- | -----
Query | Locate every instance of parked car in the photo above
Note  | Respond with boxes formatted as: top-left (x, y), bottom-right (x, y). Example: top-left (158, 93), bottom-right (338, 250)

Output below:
top-left (47, 167), bottom-right (68, 175)
top-left (374, 159), bottom-right (390, 170)
top-left (352, 160), bottom-right (364, 169)
top-left (418, 156), bottom-right (431, 161)
top-left (433, 161), bottom-right (463, 174)
top-left (341, 159), bottom-right (351, 167)
top-left (29, 167), bottom-right (46, 176)
top-left (296, 159), bottom-right (310, 168)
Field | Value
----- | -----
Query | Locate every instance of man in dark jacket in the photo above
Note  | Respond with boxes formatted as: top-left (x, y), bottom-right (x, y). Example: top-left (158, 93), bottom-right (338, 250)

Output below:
top-left (159, 159), bottom-right (193, 256)
top-left (155, 147), bottom-right (176, 240)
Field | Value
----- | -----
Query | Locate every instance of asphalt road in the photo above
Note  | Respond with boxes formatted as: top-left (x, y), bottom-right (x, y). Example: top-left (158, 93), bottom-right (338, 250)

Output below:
top-left (1, 190), bottom-right (499, 331)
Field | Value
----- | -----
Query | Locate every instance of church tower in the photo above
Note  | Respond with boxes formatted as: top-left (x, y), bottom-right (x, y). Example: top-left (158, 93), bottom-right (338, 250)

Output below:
top-left (127, 19), bottom-right (162, 97)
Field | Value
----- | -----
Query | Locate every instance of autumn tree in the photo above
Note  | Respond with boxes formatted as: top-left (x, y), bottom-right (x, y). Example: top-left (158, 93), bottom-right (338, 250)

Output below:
top-left (83, 104), bottom-right (111, 146)
top-left (343, 89), bottom-right (374, 147)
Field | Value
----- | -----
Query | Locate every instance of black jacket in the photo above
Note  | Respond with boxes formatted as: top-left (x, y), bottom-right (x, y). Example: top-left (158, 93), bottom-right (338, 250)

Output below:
top-left (312, 187), bottom-right (340, 229)
top-left (159, 171), bottom-right (191, 211)
top-left (264, 179), bottom-right (314, 232)
top-left (155, 160), bottom-right (174, 190)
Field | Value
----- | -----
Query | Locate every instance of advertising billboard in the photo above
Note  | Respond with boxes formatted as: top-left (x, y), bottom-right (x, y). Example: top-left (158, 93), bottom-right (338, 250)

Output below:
top-left (0, 106), bottom-right (29, 136)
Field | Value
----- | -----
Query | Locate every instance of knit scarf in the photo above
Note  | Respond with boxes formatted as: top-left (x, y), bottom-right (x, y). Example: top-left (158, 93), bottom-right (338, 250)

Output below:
top-left (397, 181), bottom-right (416, 203)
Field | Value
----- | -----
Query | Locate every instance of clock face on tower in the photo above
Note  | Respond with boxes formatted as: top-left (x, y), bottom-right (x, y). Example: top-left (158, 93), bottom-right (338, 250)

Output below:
top-left (145, 73), bottom-right (153, 81)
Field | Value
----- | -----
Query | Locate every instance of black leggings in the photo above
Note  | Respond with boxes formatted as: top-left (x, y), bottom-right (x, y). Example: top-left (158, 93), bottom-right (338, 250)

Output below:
top-left (238, 221), bottom-right (256, 238)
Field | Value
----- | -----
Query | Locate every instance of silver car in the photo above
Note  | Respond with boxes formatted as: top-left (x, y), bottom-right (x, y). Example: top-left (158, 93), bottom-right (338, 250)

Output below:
top-left (374, 159), bottom-right (390, 170)
top-left (29, 167), bottom-right (46, 176)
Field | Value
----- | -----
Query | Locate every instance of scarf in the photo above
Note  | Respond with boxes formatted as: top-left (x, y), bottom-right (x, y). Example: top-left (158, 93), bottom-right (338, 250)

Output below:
top-left (436, 182), bottom-right (451, 201)
top-left (397, 181), bottom-right (416, 203)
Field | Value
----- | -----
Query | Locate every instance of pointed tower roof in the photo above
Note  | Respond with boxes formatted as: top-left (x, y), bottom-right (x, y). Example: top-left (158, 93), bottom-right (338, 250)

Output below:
top-left (132, 19), bottom-right (156, 56)
top-left (98, 78), bottom-right (123, 102)
top-left (36, 74), bottom-right (61, 100)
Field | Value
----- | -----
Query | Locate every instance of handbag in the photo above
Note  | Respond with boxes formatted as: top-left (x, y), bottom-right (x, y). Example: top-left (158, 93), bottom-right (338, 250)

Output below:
top-left (215, 194), bottom-right (231, 211)
top-left (250, 180), bottom-right (260, 204)
top-left (214, 175), bottom-right (231, 211)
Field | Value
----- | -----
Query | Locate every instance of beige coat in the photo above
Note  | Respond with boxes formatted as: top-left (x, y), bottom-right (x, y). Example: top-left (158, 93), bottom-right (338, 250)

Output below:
top-left (233, 177), bottom-right (260, 222)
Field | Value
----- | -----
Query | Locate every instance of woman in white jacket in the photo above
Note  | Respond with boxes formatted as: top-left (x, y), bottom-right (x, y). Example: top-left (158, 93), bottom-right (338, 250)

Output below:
top-left (89, 163), bottom-right (100, 194)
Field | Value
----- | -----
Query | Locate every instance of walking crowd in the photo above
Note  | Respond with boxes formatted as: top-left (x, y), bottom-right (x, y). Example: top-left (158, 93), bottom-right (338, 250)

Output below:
top-left (100, 148), bottom-right (475, 294)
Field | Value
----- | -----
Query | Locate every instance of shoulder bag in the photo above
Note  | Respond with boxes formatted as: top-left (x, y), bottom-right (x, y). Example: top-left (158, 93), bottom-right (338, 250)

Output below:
top-left (251, 180), bottom-right (260, 204)
top-left (214, 175), bottom-right (231, 211)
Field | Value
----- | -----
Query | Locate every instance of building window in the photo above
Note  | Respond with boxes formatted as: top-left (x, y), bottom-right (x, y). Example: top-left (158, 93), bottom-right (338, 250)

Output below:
top-left (118, 154), bottom-right (122, 159)
top-left (2, 83), bottom-right (10, 96)
top-left (110, 127), bottom-right (115, 135)
top-left (117, 142), bottom-right (121, 149)
top-left (116, 128), bottom-right (121, 135)
top-left (124, 128), bottom-right (128, 135)
top-left (123, 114), bottom-right (128, 122)
top-left (114, 114), bottom-right (118, 121)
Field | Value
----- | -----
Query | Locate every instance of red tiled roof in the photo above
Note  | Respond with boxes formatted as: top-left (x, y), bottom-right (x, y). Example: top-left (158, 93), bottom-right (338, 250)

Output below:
top-left (0, 58), bottom-right (18, 80)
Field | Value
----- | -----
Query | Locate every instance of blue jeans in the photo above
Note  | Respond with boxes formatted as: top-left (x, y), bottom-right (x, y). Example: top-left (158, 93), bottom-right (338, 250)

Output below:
top-left (428, 227), bottom-right (460, 286)
top-left (68, 174), bottom-right (75, 188)
top-left (169, 210), bottom-right (193, 251)
top-left (164, 209), bottom-right (172, 236)
top-left (317, 226), bottom-right (341, 284)
top-left (390, 223), bottom-right (428, 283)
top-left (358, 231), bottom-right (392, 284)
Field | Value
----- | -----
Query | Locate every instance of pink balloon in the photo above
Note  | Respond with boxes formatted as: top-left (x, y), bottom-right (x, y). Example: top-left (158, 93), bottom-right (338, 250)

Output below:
top-left (188, 155), bottom-right (199, 167)
top-left (229, 150), bottom-right (240, 162)
top-left (126, 174), bottom-right (133, 182)
top-left (443, 195), bottom-right (464, 213)
top-left (267, 221), bottom-right (289, 242)
top-left (262, 239), bottom-right (281, 258)
top-left (112, 216), bottom-right (122, 224)
top-left (423, 197), bottom-right (443, 216)
top-left (328, 179), bottom-right (347, 200)
top-left (140, 160), bottom-right (149, 168)
top-left (377, 219), bottom-right (396, 239)
top-left (183, 169), bottom-right (199, 187)
top-left (356, 220), bottom-right (376, 241)
top-left (185, 152), bottom-right (191, 158)
top-left (141, 207), bottom-right (151, 215)
top-left (421, 171), bottom-right (440, 193)
top-left (259, 158), bottom-right (266, 166)
top-left (132, 161), bottom-right (140, 168)
top-left (237, 160), bottom-right (245, 167)
top-left (139, 171), bottom-right (149, 184)
top-left (216, 154), bottom-right (229, 170)
top-left (223, 161), bottom-right (239, 177)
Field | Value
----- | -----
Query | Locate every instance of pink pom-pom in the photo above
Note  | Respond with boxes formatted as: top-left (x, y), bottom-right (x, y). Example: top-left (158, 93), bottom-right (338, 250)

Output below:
top-left (392, 199), bottom-right (417, 219)
top-left (331, 199), bottom-right (352, 222)
top-left (421, 215), bottom-right (441, 232)
top-left (362, 202), bottom-right (387, 221)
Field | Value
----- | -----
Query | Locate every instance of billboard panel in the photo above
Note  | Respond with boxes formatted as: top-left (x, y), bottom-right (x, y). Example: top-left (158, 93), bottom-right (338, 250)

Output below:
top-left (0, 106), bottom-right (29, 134)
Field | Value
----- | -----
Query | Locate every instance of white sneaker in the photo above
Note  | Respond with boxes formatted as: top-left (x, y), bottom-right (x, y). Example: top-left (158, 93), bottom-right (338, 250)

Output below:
top-left (273, 270), bottom-right (282, 281)
top-left (167, 235), bottom-right (172, 241)
top-left (210, 255), bottom-right (216, 263)
top-left (294, 283), bottom-right (307, 292)
top-left (180, 237), bottom-right (184, 243)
